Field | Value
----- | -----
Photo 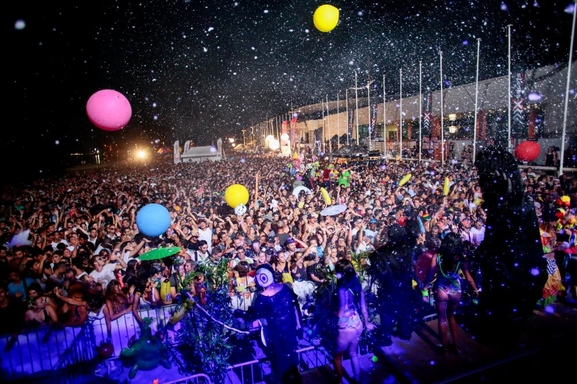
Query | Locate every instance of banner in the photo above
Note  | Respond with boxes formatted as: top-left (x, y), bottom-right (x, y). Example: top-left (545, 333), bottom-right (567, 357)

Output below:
top-left (173, 140), bottom-right (180, 164)
top-left (370, 103), bottom-right (378, 139)
top-left (423, 92), bottom-right (433, 138)
top-left (290, 117), bottom-right (297, 148)
top-left (184, 140), bottom-right (192, 153)
top-left (432, 116), bottom-right (441, 139)
top-left (511, 72), bottom-right (527, 138)
top-left (477, 110), bottom-right (487, 140)
top-left (281, 120), bottom-right (288, 136)
top-left (407, 120), bottom-right (412, 141)
top-left (348, 108), bottom-right (354, 138)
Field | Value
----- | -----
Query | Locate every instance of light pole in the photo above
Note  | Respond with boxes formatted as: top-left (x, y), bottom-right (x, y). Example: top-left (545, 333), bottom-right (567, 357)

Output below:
top-left (366, 78), bottom-right (374, 150)
top-left (350, 73), bottom-right (374, 147)
top-left (355, 71), bottom-right (359, 144)
top-left (345, 89), bottom-right (350, 145)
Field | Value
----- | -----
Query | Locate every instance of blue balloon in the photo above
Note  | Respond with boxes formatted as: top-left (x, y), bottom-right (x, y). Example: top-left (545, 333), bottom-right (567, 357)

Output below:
top-left (136, 203), bottom-right (171, 237)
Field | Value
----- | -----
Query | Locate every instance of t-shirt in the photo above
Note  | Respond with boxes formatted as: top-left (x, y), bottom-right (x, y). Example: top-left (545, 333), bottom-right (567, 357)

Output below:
top-left (198, 227), bottom-right (213, 252)
top-left (89, 263), bottom-right (117, 289)
top-left (7, 277), bottom-right (34, 302)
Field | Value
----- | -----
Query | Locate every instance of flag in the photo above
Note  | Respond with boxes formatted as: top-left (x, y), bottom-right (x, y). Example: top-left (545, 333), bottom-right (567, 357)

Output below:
top-left (511, 72), bottom-right (527, 138)
top-left (407, 120), bottom-right (412, 140)
top-left (173, 140), bottom-right (180, 164)
top-left (477, 110), bottom-right (486, 140)
top-left (423, 92), bottom-right (432, 138)
top-left (370, 103), bottom-right (378, 138)
top-left (290, 117), bottom-right (297, 148)
top-left (348, 108), bottom-right (354, 138)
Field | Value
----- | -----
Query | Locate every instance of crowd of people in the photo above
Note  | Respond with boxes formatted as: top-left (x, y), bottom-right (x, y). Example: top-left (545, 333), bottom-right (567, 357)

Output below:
top-left (0, 150), bottom-right (576, 382)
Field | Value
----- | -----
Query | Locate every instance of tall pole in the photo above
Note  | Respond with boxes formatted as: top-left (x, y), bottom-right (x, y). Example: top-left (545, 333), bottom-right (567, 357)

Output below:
top-left (473, 38), bottom-right (481, 165)
top-left (383, 74), bottom-right (387, 158)
top-left (327, 95), bottom-right (332, 154)
top-left (320, 101), bottom-right (327, 153)
top-left (559, 0), bottom-right (576, 175)
top-left (440, 51), bottom-right (445, 167)
top-left (507, 24), bottom-right (513, 153)
top-left (399, 68), bottom-right (403, 159)
top-left (337, 92), bottom-right (340, 148)
top-left (419, 60), bottom-right (423, 162)
top-left (346, 89), bottom-right (350, 145)
top-left (355, 71), bottom-right (359, 144)
top-left (367, 79), bottom-right (372, 150)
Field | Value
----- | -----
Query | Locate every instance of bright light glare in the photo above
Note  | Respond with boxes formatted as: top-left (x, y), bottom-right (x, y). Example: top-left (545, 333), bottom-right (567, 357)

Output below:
top-left (135, 149), bottom-right (148, 160)
top-left (269, 139), bottom-right (280, 150)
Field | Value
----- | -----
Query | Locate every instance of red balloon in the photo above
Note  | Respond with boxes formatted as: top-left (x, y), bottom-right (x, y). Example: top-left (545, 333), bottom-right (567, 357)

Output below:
top-left (86, 89), bottom-right (132, 131)
top-left (514, 141), bottom-right (541, 162)
top-left (97, 341), bottom-right (114, 359)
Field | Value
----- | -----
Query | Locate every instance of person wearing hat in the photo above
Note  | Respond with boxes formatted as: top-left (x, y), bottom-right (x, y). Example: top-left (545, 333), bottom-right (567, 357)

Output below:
top-left (234, 263), bottom-right (303, 384)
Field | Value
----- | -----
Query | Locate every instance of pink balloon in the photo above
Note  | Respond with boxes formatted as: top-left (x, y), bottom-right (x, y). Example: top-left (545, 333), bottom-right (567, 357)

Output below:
top-left (86, 89), bottom-right (132, 131)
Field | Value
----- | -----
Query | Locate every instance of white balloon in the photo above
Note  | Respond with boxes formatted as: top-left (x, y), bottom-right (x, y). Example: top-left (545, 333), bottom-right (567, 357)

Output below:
top-left (235, 204), bottom-right (247, 216)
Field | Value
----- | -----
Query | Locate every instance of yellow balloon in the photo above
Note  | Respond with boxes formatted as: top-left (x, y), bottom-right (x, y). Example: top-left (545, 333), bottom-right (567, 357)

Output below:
top-left (321, 187), bottom-right (332, 205)
top-left (443, 177), bottom-right (451, 196)
top-left (313, 4), bottom-right (339, 33)
top-left (224, 184), bottom-right (249, 208)
top-left (399, 173), bottom-right (412, 187)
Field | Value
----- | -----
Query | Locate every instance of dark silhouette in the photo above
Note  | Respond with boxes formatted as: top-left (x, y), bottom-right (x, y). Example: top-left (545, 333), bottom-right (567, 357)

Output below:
top-left (368, 218), bottom-right (421, 346)
top-left (471, 146), bottom-right (547, 349)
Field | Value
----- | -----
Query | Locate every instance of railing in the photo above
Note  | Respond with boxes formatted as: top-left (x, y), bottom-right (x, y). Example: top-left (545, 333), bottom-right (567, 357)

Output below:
top-left (162, 373), bottom-right (212, 384)
top-left (0, 304), bottom-right (371, 383)
top-left (0, 304), bottom-right (177, 381)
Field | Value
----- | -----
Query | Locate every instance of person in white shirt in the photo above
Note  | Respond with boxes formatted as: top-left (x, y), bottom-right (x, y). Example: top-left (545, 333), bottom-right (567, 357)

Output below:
top-left (50, 231), bottom-right (69, 251)
top-left (470, 218), bottom-right (486, 247)
top-left (229, 246), bottom-right (255, 269)
top-left (88, 251), bottom-right (126, 290)
top-left (197, 219), bottom-right (213, 252)
top-left (190, 240), bottom-right (210, 263)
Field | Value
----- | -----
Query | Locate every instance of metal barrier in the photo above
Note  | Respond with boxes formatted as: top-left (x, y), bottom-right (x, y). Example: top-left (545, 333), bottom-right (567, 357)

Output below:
top-left (162, 373), bottom-right (212, 384)
top-left (0, 304), bottom-right (178, 381)
top-left (0, 304), bottom-right (374, 383)
top-left (223, 345), bottom-right (335, 384)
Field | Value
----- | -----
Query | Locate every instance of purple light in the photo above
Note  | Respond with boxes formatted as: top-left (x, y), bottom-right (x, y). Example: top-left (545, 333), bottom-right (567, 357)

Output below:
top-left (527, 91), bottom-right (542, 101)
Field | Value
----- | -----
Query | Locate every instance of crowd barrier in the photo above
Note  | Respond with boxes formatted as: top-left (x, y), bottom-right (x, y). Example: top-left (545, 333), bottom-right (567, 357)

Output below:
top-left (0, 304), bottom-right (368, 383)
top-left (0, 304), bottom-right (178, 381)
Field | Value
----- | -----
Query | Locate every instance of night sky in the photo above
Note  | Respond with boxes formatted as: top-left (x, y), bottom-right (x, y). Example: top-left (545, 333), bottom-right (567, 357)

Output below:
top-left (4, 1), bottom-right (576, 181)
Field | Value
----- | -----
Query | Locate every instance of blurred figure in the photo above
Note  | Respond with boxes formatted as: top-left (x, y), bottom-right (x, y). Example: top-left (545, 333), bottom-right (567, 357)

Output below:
top-left (234, 263), bottom-right (302, 384)
top-left (423, 232), bottom-right (479, 354)
top-left (333, 258), bottom-right (374, 384)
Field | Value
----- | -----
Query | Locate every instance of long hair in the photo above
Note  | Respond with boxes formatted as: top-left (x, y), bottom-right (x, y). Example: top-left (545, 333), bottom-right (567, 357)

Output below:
top-left (335, 258), bottom-right (361, 296)
top-left (437, 232), bottom-right (464, 274)
top-left (104, 279), bottom-right (128, 305)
